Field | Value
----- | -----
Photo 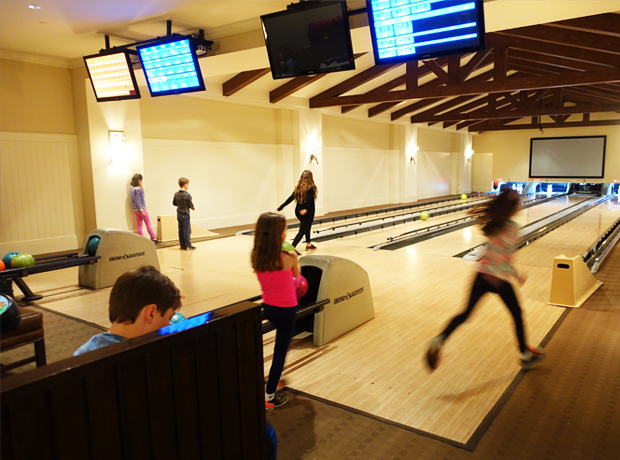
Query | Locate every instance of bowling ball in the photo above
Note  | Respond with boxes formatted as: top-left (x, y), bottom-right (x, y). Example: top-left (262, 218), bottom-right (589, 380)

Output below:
top-left (88, 236), bottom-right (101, 256)
top-left (294, 275), bottom-right (308, 299)
top-left (169, 312), bottom-right (187, 324)
top-left (420, 211), bottom-right (430, 221)
top-left (2, 252), bottom-right (19, 268)
top-left (461, 194), bottom-right (467, 200)
top-left (11, 254), bottom-right (35, 269)
top-left (0, 294), bottom-right (21, 334)
top-left (282, 241), bottom-right (296, 253)
top-left (0, 260), bottom-right (4, 271)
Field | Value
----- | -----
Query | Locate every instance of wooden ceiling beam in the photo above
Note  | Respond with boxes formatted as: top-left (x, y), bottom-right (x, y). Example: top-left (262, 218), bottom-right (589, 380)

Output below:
top-left (391, 68), bottom-right (494, 120)
top-left (487, 33), bottom-right (620, 68)
top-left (458, 49), bottom-right (494, 83)
top-left (563, 89), bottom-right (619, 105)
top-left (342, 57), bottom-right (451, 114)
top-left (408, 94), bottom-right (482, 123)
top-left (421, 59), bottom-right (448, 84)
top-left (472, 118), bottom-right (620, 132)
top-left (222, 68), bottom-right (270, 97)
top-left (411, 101), bottom-right (620, 123)
top-left (508, 49), bottom-right (610, 73)
top-left (368, 102), bottom-right (401, 118)
top-left (310, 67), bottom-right (620, 108)
top-left (551, 13), bottom-right (620, 38)
top-left (311, 62), bottom-right (401, 100)
top-left (457, 119), bottom-right (494, 131)
top-left (418, 94), bottom-right (489, 122)
top-left (496, 24), bottom-right (620, 56)
top-left (270, 75), bottom-right (325, 103)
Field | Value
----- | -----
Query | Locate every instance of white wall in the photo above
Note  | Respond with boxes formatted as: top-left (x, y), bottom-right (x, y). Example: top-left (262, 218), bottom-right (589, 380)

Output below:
top-left (322, 146), bottom-right (393, 213)
top-left (417, 151), bottom-right (452, 199)
top-left (142, 138), bottom-right (293, 229)
top-left (0, 132), bottom-right (79, 255)
top-left (472, 153), bottom-right (494, 192)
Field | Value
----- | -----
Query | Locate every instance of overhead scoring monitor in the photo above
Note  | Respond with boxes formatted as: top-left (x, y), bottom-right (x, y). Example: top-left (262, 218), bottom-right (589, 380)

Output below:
top-left (137, 36), bottom-right (206, 97)
top-left (261, 1), bottom-right (356, 79)
top-left (83, 50), bottom-right (141, 102)
top-left (366, 0), bottom-right (486, 65)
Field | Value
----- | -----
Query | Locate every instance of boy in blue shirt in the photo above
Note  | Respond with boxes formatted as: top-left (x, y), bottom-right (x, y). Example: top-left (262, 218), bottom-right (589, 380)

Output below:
top-left (74, 265), bottom-right (182, 356)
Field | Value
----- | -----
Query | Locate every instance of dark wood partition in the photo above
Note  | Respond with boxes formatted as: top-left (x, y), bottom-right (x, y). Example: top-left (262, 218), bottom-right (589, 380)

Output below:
top-left (1, 301), bottom-right (267, 460)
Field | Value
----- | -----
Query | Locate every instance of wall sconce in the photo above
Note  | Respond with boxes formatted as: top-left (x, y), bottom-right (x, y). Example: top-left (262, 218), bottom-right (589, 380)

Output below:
top-left (465, 148), bottom-right (474, 164)
top-left (307, 138), bottom-right (322, 165)
top-left (409, 145), bottom-right (419, 164)
top-left (109, 131), bottom-right (126, 163)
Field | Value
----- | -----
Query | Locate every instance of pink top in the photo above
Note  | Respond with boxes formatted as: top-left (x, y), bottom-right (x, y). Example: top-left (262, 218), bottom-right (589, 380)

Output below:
top-left (256, 263), bottom-right (297, 308)
top-left (477, 220), bottom-right (520, 284)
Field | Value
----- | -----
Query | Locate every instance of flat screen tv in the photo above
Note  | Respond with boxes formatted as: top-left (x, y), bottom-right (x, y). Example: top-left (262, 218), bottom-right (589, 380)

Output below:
top-left (366, 0), bottom-right (486, 65)
top-left (84, 50), bottom-right (141, 102)
top-left (261, 1), bottom-right (356, 79)
top-left (137, 36), bottom-right (206, 97)
top-left (530, 136), bottom-right (606, 179)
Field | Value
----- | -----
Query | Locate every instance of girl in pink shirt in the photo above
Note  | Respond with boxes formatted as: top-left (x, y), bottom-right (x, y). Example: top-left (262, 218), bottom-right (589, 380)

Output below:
top-left (426, 189), bottom-right (546, 371)
top-left (252, 212), bottom-right (301, 411)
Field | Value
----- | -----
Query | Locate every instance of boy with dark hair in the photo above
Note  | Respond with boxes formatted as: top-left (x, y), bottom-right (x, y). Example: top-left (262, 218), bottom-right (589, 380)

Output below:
top-left (173, 177), bottom-right (195, 250)
top-left (74, 265), bottom-right (182, 356)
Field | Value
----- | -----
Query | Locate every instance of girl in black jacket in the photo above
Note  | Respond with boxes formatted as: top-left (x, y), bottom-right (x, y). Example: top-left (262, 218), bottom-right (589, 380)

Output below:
top-left (277, 170), bottom-right (318, 251)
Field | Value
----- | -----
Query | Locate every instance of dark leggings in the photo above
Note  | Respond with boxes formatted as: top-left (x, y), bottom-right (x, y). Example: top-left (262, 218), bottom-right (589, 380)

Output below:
top-left (441, 272), bottom-right (527, 353)
top-left (292, 213), bottom-right (313, 247)
top-left (264, 304), bottom-right (297, 395)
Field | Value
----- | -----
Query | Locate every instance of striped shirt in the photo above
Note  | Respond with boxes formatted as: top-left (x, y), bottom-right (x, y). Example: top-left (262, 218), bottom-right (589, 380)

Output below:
top-left (477, 220), bottom-right (521, 284)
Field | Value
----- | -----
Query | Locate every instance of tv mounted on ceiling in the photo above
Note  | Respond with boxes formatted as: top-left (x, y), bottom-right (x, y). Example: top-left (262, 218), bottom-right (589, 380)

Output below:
top-left (137, 35), bottom-right (206, 97)
top-left (261, 1), bottom-right (356, 80)
top-left (366, 0), bottom-right (486, 65)
top-left (84, 50), bottom-right (141, 102)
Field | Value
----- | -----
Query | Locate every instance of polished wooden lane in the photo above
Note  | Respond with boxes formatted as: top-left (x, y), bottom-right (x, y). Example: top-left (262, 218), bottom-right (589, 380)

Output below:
top-left (24, 194), bottom-right (619, 446)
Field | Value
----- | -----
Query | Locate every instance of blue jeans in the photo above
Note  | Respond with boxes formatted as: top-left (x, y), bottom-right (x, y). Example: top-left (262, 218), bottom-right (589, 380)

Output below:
top-left (177, 212), bottom-right (191, 248)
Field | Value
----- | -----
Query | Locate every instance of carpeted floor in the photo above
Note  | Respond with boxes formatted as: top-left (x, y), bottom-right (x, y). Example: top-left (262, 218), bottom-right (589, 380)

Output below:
top-left (3, 243), bottom-right (620, 459)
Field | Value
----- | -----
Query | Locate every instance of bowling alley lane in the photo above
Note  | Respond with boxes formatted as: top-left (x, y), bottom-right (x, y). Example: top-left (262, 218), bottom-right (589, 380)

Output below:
top-left (319, 193), bottom-right (592, 255)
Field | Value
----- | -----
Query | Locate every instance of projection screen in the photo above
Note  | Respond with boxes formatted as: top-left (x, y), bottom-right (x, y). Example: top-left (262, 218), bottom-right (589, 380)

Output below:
top-left (530, 136), bottom-right (606, 178)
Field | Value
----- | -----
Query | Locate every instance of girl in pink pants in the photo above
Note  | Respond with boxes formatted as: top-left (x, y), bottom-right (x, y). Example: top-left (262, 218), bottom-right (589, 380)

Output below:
top-left (131, 174), bottom-right (160, 243)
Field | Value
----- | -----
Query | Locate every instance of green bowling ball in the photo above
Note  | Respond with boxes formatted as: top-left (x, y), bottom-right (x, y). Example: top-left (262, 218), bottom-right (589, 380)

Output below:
top-left (282, 242), bottom-right (296, 253)
top-left (10, 253), bottom-right (35, 269)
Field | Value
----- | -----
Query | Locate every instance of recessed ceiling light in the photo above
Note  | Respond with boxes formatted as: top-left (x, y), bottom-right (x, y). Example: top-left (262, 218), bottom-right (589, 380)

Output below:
top-left (28, 4), bottom-right (42, 9)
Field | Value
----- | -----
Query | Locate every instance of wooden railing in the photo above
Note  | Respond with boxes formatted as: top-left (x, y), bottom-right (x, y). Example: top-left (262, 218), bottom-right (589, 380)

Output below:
top-left (1, 301), bottom-right (267, 460)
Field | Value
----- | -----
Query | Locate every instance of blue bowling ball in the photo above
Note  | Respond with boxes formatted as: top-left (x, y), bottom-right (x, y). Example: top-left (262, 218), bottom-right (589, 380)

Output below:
top-left (87, 236), bottom-right (101, 256)
top-left (2, 252), bottom-right (19, 268)
top-left (0, 294), bottom-right (21, 334)
top-left (169, 312), bottom-right (187, 324)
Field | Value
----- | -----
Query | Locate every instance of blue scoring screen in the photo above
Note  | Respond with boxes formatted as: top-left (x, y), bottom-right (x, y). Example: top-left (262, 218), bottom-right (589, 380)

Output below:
top-left (139, 38), bottom-right (204, 95)
top-left (368, 0), bottom-right (484, 63)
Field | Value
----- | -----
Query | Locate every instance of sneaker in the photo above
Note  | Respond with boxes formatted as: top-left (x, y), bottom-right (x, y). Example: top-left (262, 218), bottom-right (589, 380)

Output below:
top-left (520, 346), bottom-right (547, 369)
top-left (276, 379), bottom-right (287, 392)
top-left (305, 244), bottom-right (317, 251)
top-left (151, 239), bottom-right (162, 244)
top-left (186, 246), bottom-right (196, 250)
top-left (426, 336), bottom-right (444, 371)
top-left (265, 393), bottom-right (288, 412)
